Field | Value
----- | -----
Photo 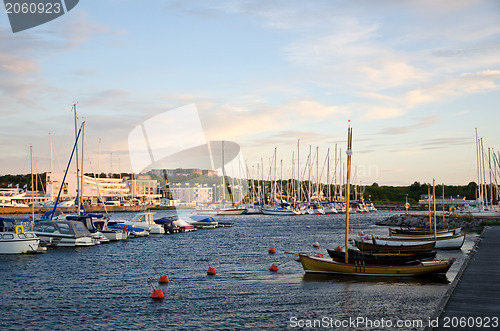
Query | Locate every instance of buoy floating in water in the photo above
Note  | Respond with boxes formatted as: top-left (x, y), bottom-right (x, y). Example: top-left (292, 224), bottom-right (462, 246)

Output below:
top-left (207, 267), bottom-right (217, 276)
top-left (335, 245), bottom-right (343, 251)
top-left (158, 275), bottom-right (170, 283)
top-left (269, 264), bottom-right (279, 272)
top-left (151, 288), bottom-right (165, 299)
top-left (148, 278), bottom-right (165, 300)
top-left (306, 226), bottom-right (310, 229)
top-left (313, 242), bottom-right (320, 247)
top-left (268, 246), bottom-right (276, 254)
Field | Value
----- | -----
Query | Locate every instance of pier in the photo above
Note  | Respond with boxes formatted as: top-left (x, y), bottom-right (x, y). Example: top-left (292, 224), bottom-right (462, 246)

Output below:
top-left (427, 226), bottom-right (500, 330)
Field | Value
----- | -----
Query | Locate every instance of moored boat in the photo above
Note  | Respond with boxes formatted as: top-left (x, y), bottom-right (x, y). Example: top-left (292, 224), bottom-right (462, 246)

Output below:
top-left (354, 238), bottom-right (436, 252)
top-left (373, 233), bottom-right (466, 250)
top-left (0, 220), bottom-right (41, 254)
top-left (327, 248), bottom-right (437, 265)
top-left (33, 220), bottom-right (96, 247)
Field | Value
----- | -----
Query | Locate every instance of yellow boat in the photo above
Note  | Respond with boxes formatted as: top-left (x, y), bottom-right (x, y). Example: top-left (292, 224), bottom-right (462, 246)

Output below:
top-left (293, 125), bottom-right (456, 277)
top-left (298, 254), bottom-right (455, 276)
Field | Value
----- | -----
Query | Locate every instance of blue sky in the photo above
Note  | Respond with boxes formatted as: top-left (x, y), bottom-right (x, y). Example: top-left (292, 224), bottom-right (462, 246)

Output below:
top-left (1, 0), bottom-right (499, 186)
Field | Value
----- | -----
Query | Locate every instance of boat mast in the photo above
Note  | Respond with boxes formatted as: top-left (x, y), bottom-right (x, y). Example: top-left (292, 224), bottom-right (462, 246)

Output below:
top-left (433, 179), bottom-right (437, 239)
top-left (30, 146), bottom-right (34, 229)
top-left (475, 129), bottom-right (483, 208)
top-left (80, 121), bottom-right (85, 214)
top-left (297, 139), bottom-right (301, 204)
top-left (345, 123), bottom-right (352, 263)
top-left (428, 185), bottom-right (432, 232)
top-left (49, 134), bottom-right (53, 201)
top-left (442, 184), bottom-right (446, 228)
top-left (222, 141), bottom-right (226, 204)
top-left (73, 104), bottom-right (80, 213)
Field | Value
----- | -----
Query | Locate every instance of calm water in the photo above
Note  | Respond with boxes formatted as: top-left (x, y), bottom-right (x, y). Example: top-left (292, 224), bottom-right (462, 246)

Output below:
top-left (0, 211), bottom-right (477, 330)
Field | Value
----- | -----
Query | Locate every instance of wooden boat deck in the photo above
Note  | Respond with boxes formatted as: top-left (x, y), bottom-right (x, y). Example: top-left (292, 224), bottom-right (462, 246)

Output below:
top-left (426, 226), bottom-right (500, 330)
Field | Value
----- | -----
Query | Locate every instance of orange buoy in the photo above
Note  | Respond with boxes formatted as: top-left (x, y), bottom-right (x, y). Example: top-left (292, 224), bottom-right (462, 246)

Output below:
top-left (158, 275), bottom-right (170, 283)
top-left (314, 253), bottom-right (324, 258)
top-left (306, 226), bottom-right (310, 229)
top-left (151, 288), bottom-right (165, 299)
top-left (268, 247), bottom-right (276, 254)
top-left (313, 242), bottom-right (320, 247)
top-left (207, 267), bottom-right (217, 276)
top-left (269, 264), bottom-right (278, 272)
top-left (334, 245), bottom-right (343, 251)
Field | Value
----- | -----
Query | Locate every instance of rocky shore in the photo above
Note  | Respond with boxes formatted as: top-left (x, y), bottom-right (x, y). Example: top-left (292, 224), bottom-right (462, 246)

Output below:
top-left (376, 213), bottom-right (499, 232)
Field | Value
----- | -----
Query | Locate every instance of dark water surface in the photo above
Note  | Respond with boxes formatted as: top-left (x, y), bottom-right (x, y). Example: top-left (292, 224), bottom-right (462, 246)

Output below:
top-left (0, 211), bottom-right (477, 330)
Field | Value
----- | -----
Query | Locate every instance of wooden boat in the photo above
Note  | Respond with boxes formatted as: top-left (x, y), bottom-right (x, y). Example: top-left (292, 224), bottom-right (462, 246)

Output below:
top-left (373, 233), bottom-right (466, 250)
top-left (327, 248), bottom-right (437, 265)
top-left (297, 254), bottom-right (455, 276)
top-left (292, 125), bottom-right (455, 276)
top-left (353, 238), bottom-right (436, 252)
top-left (389, 227), bottom-right (461, 236)
top-left (388, 231), bottom-right (455, 239)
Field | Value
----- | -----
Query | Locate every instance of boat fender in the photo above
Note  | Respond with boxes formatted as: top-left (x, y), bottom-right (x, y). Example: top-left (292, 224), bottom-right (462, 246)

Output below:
top-left (268, 247), bottom-right (276, 254)
top-left (314, 253), bottom-right (324, 258)
top-left (269, 264), bottom-right (278, 272)
top-left (15, 225), bottom-right (24, 234)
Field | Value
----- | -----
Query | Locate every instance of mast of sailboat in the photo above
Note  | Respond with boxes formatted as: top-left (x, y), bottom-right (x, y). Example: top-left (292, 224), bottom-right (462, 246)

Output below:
top-left (30, 146), bottom-right (34, 229)
top-left (73, 104), bottom-right (80, 214)
top-left (222, 141), bottom-right (226, 205)
top-left (344, 123), bottom-right (352, 263)
top-left (80, 121), bottom-right (85, 215)
top-left (428, 185), bottom-right (432, 232)
top-left (297, 139), bottom-right (301, 204)
top-left (433, 179), bottom-right (437, 240)
top-left (442, 183), bottom-right (446, 228)
top-left (49, 134), bottom-right (54, 200)
top-left (327, 147), bottom-right (330, 203)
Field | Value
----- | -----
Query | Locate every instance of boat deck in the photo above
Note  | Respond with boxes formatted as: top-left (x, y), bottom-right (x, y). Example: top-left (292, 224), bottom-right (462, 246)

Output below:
top-left (427, 226), bottom-right (500, 330)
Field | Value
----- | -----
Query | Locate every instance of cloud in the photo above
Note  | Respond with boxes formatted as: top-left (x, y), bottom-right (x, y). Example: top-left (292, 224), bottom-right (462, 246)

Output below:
top-left (380, 115), bottom-right (439, 135)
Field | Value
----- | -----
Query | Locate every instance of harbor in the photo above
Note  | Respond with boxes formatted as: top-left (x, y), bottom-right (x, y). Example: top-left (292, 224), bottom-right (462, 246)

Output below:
top-left (0, 211), bottom-right (485, 330)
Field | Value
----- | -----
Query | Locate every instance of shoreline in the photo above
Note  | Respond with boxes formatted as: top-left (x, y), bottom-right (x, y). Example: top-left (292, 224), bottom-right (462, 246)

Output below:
top-left (376, 213), bottom-right (500, 232)
top-left (0, 205), bottom-right (178, 215)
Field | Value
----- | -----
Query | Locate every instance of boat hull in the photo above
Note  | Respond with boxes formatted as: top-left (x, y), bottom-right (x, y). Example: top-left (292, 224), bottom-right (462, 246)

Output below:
top-left (197, 208), bottom-right (246, 215)
top-left (354, 239), bottom-right (436, 252)
top-left (0, 232), bottom-right (40, 254)
top-left (373, 234), bottom-right (466, 250)
top-left (262, 208), bottom-right (300, 216)
top-left (327, 249), bottom-right (437, 265)
top-left (299, 254), bottom-right (455, 276)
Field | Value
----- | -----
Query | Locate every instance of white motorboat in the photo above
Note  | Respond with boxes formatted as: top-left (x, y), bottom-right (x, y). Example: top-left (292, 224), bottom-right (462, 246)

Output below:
top-left (124, 212), bottom-right (164, 234)
top-left (262, 205), bottom-right (300, 216)
top-left (33, 220), bottom-right (96, 247)
top-left (0, 220), bottom-right (41, 254)
top-left (196, 205), bottom-right (246, 215)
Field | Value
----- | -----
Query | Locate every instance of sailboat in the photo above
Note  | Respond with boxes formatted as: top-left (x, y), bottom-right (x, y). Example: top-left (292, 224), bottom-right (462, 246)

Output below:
top-left (292, 124), bottom-right (455, 276)
top-left (196, 141), bottom-right (246, 215)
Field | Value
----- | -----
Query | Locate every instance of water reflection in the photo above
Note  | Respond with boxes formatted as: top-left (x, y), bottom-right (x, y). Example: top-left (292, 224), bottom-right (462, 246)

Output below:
top-left (301, 272), bottom-right (450, 285)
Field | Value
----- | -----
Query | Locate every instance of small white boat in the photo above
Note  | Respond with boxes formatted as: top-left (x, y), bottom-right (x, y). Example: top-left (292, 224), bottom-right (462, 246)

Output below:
top-left (373, 233), bottom-right (466, 250)
top-left (124, 212), bottom-right (164, 234)
top-left (0, 222), bottom-right (41, 254)
top-left (186, 215), bottom-right (218, 229)
top-left (196, 205), bottom-right (246, 215)
top-left (33, 220), bottom-right (96, 247)
top-left (262, 205), bottom-right (300, 216)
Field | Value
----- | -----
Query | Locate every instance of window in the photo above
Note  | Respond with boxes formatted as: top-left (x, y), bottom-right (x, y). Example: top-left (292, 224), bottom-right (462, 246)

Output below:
top-left (57, 223), bottom-right (71, 234)
top-left (3, 234), bottom-right (14, 239)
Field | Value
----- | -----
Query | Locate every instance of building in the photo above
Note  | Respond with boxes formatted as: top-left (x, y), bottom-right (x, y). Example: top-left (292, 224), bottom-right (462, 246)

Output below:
top-left (167, 185), bottom-right (213, 206)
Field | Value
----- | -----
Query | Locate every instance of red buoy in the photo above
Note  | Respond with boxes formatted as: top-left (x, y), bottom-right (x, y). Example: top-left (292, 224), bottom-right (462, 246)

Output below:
top-left (158, 275), bottom-right (170, 283)
top-left (313, 242), bottom-right (320, 247)
top-left (269, 264), bottom-right (278, 272)
top-left (335, 246), bottom-right (343, 251)
top-left (207, 267), bottom-right (216, 276)
top-left (151, 288), bottom-right (165, 300)
top-left (268, 247), bottom-right (276, 254)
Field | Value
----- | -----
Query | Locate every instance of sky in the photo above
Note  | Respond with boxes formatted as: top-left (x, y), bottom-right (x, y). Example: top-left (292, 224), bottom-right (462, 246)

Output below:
top-left (1, 0), bottom-right (499, 186)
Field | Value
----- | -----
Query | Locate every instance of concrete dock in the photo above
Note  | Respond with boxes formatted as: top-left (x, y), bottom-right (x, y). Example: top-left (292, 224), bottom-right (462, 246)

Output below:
top-left (427, 226), bottom-right (500, 330)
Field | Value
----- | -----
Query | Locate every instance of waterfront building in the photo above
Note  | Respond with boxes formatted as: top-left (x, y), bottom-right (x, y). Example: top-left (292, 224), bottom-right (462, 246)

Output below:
top-left (418, 194), bottom-right (477, 208)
